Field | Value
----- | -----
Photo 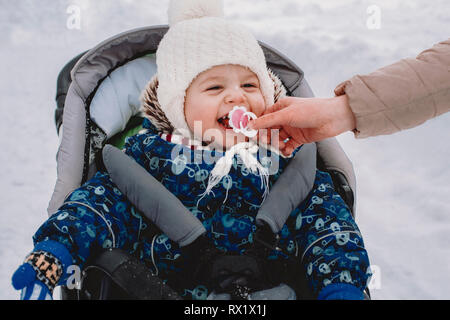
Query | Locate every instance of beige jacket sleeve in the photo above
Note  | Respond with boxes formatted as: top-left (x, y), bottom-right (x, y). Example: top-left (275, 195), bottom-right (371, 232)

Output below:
top-left (335, 38), bottom-right (450, 138)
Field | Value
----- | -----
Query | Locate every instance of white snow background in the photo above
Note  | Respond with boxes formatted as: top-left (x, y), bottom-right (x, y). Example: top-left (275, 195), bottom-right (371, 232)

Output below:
top-left (0, 0), bottom-right (449, 300)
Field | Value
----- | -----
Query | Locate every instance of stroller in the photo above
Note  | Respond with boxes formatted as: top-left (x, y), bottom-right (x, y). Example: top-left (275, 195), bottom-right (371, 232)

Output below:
top-left (50, 25), bottom-right (365, 300)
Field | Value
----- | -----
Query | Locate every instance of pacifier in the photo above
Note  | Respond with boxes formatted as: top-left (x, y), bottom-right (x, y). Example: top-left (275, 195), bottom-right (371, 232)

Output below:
top-left (228, 106), bottom-right (258, 138)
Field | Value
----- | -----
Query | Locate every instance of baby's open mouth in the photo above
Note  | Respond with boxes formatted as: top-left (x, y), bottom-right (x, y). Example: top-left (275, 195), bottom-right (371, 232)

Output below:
top-left (217, 115), bottom-right (232, 130)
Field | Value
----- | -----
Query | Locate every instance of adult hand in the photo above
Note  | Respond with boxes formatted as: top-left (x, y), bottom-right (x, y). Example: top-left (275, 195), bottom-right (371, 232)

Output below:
top-left (248, 95), bottom-right (356, 156)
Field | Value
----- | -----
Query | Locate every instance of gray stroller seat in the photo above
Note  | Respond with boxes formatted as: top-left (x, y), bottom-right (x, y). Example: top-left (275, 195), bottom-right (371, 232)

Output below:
top-left (50, 26), bottom-right (359, 300)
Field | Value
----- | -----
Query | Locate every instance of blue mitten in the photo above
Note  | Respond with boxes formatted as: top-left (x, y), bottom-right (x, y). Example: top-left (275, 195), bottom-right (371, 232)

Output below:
top-left (12, 240), bottom-right (73, 300)
top-left (317, 283), bottom-right (365, 300)
top-left (18, 274), bottom-right (53, 300)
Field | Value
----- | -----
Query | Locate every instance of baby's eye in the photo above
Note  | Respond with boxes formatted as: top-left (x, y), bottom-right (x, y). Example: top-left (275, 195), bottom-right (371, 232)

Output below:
top-left (207, 85), bottom-right (222, 91)
top-left (242, 83), bottom-right (257, 88)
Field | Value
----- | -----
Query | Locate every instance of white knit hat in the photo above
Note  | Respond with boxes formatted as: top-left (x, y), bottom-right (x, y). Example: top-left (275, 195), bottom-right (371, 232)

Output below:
top-left (156, 0), bottom-right (275, 137)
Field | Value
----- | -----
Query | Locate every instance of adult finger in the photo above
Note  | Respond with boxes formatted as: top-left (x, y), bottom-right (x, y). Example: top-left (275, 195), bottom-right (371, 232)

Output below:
top-left (261, 98), bottom-right (292, 115)
top-left (276, 129), bottom-right (291, 149)
top-left (249, 98), bottom-right (295, 130)
top-left (277, 139), bottom-right (286, 150)
top-left (334, 82), bottom-right (346, 96)
top-left (284, 137), bottom-right (303, 154)
top-left (248, 109), bottom-right (289, 131)
top-left (278, 129), bottom-right (290, 141)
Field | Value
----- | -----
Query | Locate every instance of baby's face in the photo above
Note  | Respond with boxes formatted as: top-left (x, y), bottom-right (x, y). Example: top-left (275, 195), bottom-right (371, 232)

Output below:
top-left (184, 64), bottom-right (266, 150)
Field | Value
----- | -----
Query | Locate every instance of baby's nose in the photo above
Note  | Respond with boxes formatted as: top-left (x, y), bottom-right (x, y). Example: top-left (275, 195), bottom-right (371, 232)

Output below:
top-left (225, 87), bottom-right (246, 104)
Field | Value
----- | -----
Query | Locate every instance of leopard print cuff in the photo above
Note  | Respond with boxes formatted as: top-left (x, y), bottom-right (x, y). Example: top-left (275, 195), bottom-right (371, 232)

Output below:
top-left (25, 251), bottom-right (63, 292)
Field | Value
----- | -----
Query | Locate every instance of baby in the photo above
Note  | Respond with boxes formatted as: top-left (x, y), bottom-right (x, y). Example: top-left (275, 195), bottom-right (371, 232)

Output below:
top-left (12, 0), bottom-right (371, 300)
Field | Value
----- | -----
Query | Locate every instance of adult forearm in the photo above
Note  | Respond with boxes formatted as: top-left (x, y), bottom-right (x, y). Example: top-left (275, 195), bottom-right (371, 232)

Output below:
top-left (335, 38), bottom-right (450, 138)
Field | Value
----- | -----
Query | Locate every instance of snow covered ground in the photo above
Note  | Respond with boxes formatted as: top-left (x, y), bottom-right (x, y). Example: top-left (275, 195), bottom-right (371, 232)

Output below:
top-left (0, 0), bottom-right (449, 300)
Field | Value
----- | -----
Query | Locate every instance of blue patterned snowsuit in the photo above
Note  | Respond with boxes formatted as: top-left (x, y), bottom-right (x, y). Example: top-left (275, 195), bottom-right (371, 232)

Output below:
top-left (33, 119), bottom-right (371, 299)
